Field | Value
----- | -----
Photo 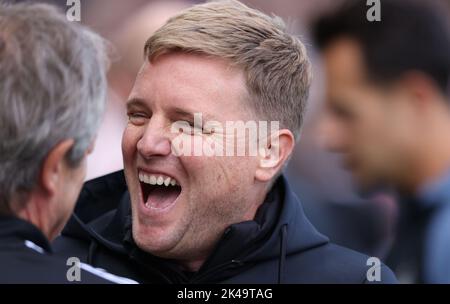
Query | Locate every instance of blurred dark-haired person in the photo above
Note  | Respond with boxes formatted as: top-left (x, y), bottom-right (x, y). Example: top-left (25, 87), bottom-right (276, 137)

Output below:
top-left (313, 0), bottom-right (450, 283)
top-left (0, 2), bottom-right (136, 283)
top-left (54, 0), bottom-right (396, 283)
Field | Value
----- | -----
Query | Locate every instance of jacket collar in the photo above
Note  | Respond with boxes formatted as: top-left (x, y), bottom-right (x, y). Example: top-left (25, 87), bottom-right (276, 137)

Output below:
top-left (65, 170), bottom-right (329, 282)
top-left (0, 215), bottom-right (52, 253)
top-left (417, 167), bottom-right (450, 209)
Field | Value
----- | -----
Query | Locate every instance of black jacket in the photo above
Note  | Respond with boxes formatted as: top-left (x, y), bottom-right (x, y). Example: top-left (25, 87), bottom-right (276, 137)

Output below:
top-left (0, 215), bottom-right (136, 284)
top-left (54, 171), bottom-right (397, 283)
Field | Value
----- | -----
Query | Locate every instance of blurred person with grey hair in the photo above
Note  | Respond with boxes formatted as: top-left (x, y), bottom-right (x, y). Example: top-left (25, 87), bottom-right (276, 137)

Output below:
top-left (0, 1), bottom-right (135, 283)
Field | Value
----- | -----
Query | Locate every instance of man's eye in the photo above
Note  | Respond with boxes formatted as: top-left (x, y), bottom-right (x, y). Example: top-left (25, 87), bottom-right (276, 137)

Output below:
top-left (191, 123), bottom-right (207, 135)
top-left (128, 113), bottom-right (148, 125)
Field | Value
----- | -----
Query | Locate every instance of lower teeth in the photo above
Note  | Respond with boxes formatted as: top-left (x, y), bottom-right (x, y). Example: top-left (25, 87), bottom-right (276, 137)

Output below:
top-left (145, 201), bottom-right (165, 210)
top-left (142, 184), bottom-right (182, 210)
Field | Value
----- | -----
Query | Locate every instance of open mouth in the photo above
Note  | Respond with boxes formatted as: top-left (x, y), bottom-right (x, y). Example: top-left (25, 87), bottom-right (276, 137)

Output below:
top-left (138, 171), bottom-right (182, 212)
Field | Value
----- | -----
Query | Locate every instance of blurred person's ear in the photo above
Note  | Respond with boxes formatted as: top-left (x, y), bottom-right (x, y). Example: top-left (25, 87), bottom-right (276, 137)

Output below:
top-left (255, 129), bottom-right (294, 182)
top-left (397, 71), bottom-right (448, 110)
top-left (40, 139), bottom-right (75, 198)
top-left (87, 138), bottom-right (96, 155)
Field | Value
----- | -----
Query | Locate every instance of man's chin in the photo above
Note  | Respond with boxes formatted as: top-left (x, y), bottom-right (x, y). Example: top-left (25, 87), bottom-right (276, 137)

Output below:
top-left (132, 224), bottom-right (179, 255)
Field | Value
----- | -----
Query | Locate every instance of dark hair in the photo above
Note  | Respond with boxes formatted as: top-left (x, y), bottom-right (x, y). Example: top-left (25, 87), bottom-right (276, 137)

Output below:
top-left (312, 0), bottom-right (450, 96)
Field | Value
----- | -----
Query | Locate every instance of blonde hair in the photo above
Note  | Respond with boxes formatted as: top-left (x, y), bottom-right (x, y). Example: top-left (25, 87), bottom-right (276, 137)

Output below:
top-left (144, 0), bottom-right (312, 139)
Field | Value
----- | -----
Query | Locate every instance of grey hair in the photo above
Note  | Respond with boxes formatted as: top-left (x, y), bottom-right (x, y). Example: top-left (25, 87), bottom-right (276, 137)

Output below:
top-left (0, 2), bottom-right (109, 213)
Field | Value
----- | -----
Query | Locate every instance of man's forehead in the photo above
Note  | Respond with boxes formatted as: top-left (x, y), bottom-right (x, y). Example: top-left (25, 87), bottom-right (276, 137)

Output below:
top-left (324, 37), bottom-right (367, 84)
top-left (130, 54), bottom-right (254, 120)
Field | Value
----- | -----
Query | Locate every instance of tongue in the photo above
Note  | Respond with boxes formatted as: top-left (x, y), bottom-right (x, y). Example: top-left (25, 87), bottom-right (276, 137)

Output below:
top-left (146, 187), bottom-right (180, 209)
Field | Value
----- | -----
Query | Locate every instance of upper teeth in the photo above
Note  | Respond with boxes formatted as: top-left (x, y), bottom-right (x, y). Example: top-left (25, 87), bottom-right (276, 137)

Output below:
top-left (139, 172), bottom-right (178, 186)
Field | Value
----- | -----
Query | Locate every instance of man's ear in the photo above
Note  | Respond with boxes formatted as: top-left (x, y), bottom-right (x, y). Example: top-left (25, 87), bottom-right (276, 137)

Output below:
top-left (86, 137), bottom-right (96, 155)
top-left (39, 139), bottom-right (75, 197)
top-left (400, 71), bottom-right (443, 109)
top-left (255, 129), bottom-right (295, 182)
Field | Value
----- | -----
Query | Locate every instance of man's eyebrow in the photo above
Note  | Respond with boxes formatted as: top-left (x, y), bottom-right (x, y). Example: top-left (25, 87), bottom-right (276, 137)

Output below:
top-left (126, 97), bottom-right (148, 109)
top-left (171, 107), bottom-right (216, 123)
top-left (328, 98), bottom-right (353, 119)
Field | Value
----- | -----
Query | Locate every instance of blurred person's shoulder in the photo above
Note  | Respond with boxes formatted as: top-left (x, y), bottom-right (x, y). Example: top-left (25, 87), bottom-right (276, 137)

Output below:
top-left (0, 215), bottom-right (135, 284)
top-left (0, 241), bottom-right (132, 284)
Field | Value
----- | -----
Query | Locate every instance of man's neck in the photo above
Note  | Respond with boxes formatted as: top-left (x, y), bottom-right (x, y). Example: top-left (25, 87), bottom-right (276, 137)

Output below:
top-left (14, 198), bottom-right (53, 241)
top-left (409, 112), bottom-right (450, 193)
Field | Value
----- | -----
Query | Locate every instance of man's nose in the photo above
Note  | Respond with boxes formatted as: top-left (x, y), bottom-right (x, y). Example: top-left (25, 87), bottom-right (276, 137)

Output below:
top-left (137, 117), bottom-right (172, 158)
